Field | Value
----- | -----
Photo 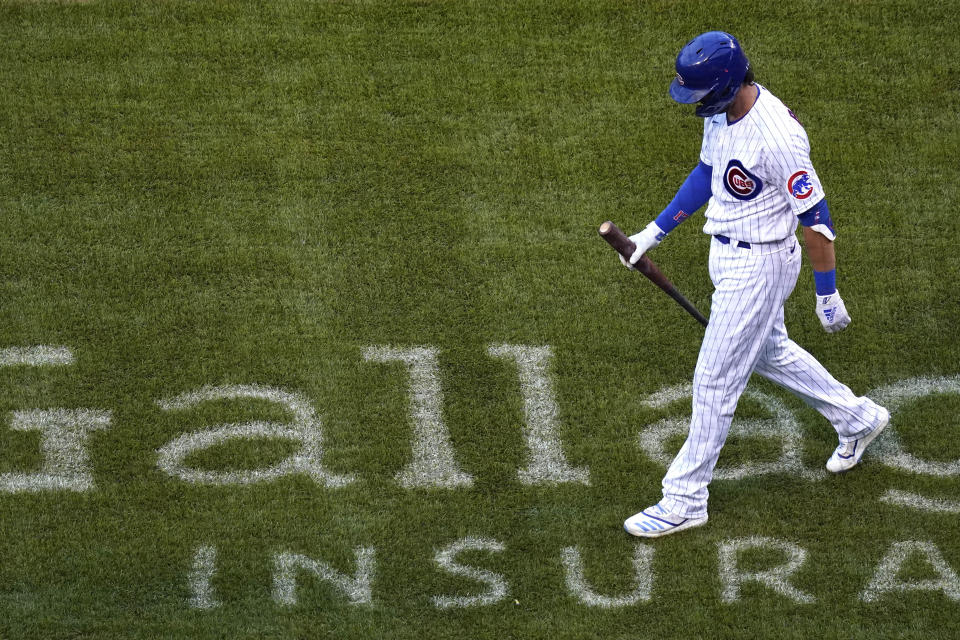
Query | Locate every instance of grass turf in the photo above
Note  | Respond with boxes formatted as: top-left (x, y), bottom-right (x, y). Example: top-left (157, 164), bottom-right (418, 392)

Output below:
top-left (1, 0), bottom-right (959, 638)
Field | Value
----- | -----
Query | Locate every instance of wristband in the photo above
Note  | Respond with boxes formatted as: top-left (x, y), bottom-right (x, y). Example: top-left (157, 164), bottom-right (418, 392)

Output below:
top-left (813, 269), bottom-right (837, 296)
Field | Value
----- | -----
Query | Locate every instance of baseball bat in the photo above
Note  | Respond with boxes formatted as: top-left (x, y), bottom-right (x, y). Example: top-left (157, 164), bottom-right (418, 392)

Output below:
top-left (599, 221), bottom-right (709, 327)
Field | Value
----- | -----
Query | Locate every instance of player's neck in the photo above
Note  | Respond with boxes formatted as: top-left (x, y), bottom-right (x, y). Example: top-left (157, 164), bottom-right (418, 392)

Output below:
top-left (726, 84), bottom-right (760, 123)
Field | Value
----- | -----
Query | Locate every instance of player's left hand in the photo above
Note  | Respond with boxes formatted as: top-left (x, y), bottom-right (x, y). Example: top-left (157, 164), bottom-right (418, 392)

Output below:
top-left (816, 291), bottom-right (851, 333)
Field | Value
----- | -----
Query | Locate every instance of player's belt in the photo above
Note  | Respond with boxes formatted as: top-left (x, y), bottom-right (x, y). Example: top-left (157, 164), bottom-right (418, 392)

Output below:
top-left (714, 235), bottom-right (751, 249)
top-left (714, 235), bottom-right (797, 255)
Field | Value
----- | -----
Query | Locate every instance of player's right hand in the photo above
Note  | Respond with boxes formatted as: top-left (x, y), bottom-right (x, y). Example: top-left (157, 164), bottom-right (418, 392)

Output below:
top-left (619, 222), bottom-right (666, 270)
top-left (816, 291), bottom-right (851, 333)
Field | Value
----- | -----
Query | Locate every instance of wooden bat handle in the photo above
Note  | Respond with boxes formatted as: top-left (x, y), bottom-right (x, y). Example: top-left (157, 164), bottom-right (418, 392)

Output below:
top-left (599, 221), bottom-right (709, 327)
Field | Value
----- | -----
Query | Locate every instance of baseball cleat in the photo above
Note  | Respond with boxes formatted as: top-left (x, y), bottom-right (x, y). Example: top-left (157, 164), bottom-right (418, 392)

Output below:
top-left (826, 407), bottom-right (890, 473)
top-left (623, 504), bottom-right (708, 538)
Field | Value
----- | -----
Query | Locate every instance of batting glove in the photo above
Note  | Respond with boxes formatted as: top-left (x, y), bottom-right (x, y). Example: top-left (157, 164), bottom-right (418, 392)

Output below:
top-left (816, 291), bottom-right (851, 333)
top-left (619, 222), bottom-right (666, 270)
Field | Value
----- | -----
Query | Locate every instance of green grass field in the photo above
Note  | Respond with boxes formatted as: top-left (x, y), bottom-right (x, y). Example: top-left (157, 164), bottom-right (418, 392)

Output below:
top-left (2, 1), bottom-right (959, 638)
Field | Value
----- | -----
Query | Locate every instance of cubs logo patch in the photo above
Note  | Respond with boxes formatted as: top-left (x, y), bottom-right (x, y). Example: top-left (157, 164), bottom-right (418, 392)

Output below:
top-left (788, 171), bottom-right (814, 200)
top-left (723, 160), bottom-right (763, 201)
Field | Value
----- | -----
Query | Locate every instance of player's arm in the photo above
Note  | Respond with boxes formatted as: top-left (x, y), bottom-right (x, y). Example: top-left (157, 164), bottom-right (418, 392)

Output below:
top-left (769, 119), bottom-right (851, 333)
top-left (802, 225), bottom-right (834, 272)
top-left (797, 199), bottom-right (850, 333)
top-left (621, 161), bottom-right (712, 269)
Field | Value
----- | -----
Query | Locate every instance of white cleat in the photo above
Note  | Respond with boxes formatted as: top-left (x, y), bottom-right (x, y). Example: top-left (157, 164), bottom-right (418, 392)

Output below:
top-left (623, 504), bottom-right (708, 538)
top-left (826, 407), bottom-right (890, 473)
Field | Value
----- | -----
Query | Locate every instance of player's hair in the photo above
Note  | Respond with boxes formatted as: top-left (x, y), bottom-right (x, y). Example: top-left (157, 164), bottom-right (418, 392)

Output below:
top-left (743, 66), bottom-right (755, 85)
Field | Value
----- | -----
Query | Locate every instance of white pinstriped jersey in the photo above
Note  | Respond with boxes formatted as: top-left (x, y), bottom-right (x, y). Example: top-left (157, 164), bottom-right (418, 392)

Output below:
top-left (699, 84), bottom-right (825, 243)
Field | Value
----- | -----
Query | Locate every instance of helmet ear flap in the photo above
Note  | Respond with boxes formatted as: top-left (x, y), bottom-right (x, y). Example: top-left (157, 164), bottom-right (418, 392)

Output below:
top-left (717, 83), bottom-right (738, 101)
top-left (693, 82), bottom-right (742, 117)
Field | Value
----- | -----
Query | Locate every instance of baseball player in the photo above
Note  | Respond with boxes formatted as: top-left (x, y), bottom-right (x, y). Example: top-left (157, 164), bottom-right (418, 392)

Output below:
top-left (621, 31), bottom-right (890, 538)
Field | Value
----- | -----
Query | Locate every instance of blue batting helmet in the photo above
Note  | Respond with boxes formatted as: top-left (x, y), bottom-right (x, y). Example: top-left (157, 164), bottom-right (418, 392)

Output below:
top-left (669, 31), bottom-right (750, 117)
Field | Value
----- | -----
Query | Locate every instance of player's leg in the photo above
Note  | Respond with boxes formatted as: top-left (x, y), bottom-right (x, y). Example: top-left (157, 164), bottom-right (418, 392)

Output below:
top-left (753, 312), bottom-right (889, 471)
top-left (753, 310), bottom-right (886, 438)
top-left (626, 242), bottom-right (804, 537)
top-left (658, 243), bottom-right (795, 518)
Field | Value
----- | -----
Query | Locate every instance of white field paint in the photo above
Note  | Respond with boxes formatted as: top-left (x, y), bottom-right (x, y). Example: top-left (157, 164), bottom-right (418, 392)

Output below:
top-left (180, 536), bottom-right (960, 608)
top-left (718, 537), bottom-right (815, 604)
top-left (880, 489), bottom-right (960, 514)
top-left (188, 545), bottom-right (221, 610)
top-left (273, 547), bottom-right (375, 606)
top-left (638, 383), bottom-right (820, 481)
top-left (860, 541), bottom-right (960, 603)
top-left (561, 545), bottom-right (653, 607)
top-left (0, 409), bottom-right (111, 493)
top-left (363, 346), bottom-right (474, 489)
top-left (431, 537), bottom-right (508, 609)
top-left (868, 376), bottom-right (960, 476)
top-left (0, 346), bottom-right (107, 493)
top-left (0, 345), bottom-right (74, 367)
top-left (487, 344), bottom-right (590, 486)
top-left (156, 385), bottom-right (354, 487)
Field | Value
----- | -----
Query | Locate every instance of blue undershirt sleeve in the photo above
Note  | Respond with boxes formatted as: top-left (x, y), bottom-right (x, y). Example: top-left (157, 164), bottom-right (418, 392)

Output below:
top-left (654, 161), bottom-right (713, 235)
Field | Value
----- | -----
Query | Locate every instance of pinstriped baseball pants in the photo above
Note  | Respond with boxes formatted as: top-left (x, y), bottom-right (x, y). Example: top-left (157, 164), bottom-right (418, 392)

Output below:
top-left (659, 236), bottom-right (886, 519)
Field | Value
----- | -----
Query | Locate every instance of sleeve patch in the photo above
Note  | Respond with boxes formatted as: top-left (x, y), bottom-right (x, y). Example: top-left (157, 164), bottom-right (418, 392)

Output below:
top-left (787, 170), bottom-right (815, 200)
